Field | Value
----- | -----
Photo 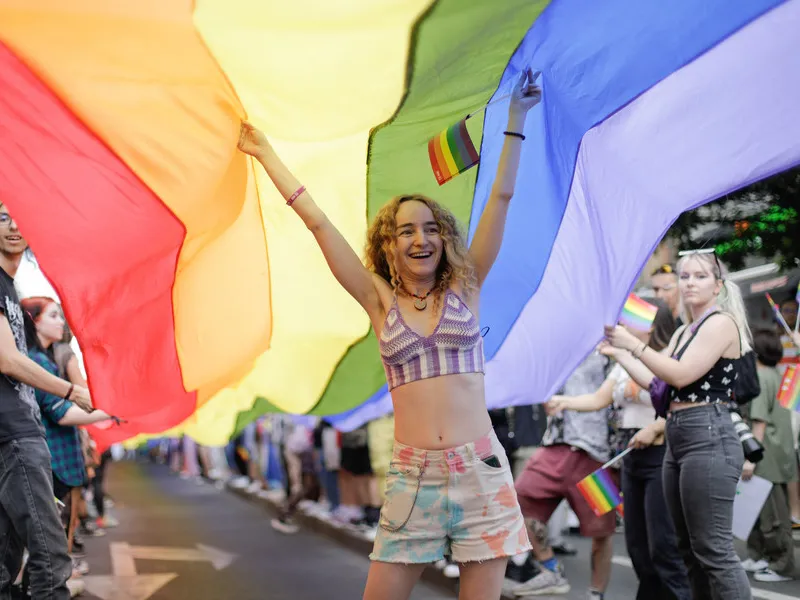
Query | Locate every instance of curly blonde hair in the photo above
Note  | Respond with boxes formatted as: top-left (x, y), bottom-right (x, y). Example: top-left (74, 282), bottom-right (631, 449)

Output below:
top-left (365, 195), bottom-right (477, 303)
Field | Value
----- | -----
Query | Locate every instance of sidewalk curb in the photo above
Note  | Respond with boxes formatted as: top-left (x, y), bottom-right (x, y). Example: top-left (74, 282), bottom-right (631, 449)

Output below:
top-left (224, 483), bottom-right (520, 599)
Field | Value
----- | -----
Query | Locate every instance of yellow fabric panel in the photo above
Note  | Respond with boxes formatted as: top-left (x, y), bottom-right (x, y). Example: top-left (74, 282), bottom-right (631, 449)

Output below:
top-left (0, 1), bottom-right (271, 393)
top-left (191, 0), bottom-right (433, 426)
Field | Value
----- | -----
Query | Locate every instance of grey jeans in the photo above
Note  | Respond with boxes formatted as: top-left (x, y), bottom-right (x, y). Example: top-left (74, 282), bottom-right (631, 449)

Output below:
top-left (0, 437), bottom-right (72, 600)
top-left (663, 404), bottom-right (752, 600)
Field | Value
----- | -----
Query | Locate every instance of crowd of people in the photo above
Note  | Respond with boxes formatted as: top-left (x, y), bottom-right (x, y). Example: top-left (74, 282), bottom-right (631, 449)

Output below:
top-left (154, 273), bottom-right (800, 600)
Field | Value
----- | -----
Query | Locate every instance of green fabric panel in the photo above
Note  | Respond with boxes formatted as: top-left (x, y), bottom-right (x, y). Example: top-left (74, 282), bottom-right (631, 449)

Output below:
top-left (308, 0), bottom-right (551, 417)
top-left (231, 397), bottom-right (281, 439)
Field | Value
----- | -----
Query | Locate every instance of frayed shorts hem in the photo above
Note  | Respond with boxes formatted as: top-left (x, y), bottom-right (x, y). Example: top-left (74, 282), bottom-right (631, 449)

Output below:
top-left (368, 543), bottom-right (532, 565)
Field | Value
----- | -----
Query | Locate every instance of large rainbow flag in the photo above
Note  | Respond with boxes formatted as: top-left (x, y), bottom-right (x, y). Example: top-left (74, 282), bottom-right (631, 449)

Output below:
top-left (1, 0), bottom-right (799, 448)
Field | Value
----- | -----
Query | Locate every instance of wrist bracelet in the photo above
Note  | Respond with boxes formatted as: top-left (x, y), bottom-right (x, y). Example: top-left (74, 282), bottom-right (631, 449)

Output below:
top-left (287, 185), bottom-right (306, 206)
top-left (503, 131), bottom-right (525, 140)
top-left (65, 383), bottom-right (74, 401)
top-left (633, 343), bottom-right (647, 359)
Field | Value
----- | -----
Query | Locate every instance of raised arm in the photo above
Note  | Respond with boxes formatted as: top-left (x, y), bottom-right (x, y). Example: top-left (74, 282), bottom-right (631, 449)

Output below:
top-left (468, 69), bottom-right (542, 287)
top-left (238, 124), bottom-right (382, 317)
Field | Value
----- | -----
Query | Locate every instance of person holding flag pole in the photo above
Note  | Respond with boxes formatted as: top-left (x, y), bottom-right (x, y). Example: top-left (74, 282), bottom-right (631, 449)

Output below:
top-left (546, 298), bottom-right (690, 600)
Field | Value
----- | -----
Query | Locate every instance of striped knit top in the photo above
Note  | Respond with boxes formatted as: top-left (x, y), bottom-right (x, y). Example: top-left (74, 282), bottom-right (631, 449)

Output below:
top-left (379, 289), bottom-right (485, 391)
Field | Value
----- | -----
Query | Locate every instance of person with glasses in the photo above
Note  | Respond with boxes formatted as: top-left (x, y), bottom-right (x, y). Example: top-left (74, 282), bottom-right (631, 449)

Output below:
top-left (650, 264), bottom-right (682, 326)
top-left (0, 206), bottom-right (92, 599)
top-left (604, 248), bottom-right (753, 600)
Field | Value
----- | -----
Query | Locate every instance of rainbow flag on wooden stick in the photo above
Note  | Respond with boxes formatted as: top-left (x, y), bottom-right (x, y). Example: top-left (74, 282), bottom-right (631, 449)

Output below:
top-left (619, 293), bottom-right (658, 332)
top-left (766, 292), bottom-right (793, 337)
top-left (428, 118), bottom-right (480, 185)
top-left (778, 364), bottom-right (799, 412)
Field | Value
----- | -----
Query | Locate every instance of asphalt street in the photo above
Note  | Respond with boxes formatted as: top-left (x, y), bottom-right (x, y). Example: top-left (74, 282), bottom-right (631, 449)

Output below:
top-left (77, 461), bottom-right (800, 600)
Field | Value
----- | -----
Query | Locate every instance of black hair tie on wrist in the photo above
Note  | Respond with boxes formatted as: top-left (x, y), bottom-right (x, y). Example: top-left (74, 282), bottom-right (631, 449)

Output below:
top-left (504, 131), bottom-right (525, 140)
top-left (65, 383), bottom-right (74, 401)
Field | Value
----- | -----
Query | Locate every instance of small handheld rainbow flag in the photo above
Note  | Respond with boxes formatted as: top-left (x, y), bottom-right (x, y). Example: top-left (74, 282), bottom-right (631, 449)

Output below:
top-left (576, 467), bottom-right (622, 516)
top-left (619, 293), bottom-right (658, 332)
top-left (428, 118), bottom-right (480, 185)
top-left (766, 293), bottom-right (793, 337)
top-left (778, 364), bottom-right (799, 412)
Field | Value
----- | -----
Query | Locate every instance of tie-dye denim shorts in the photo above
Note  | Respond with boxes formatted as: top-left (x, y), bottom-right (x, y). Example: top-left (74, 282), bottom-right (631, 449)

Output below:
top-left (370, 430), bottom-right (531, 564)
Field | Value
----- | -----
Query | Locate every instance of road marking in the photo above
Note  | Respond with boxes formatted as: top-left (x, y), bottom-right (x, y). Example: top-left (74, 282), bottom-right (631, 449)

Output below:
top-left (88, 541), bottom-right (236, 599)
top-left (612, 556), bottom-right (796, 600)
top-left (127, 543), bottom-right (236, 570)
top-left (81, 574), bottom-right (177, 600)
top-left (111, 542), bottom-right (137, 577)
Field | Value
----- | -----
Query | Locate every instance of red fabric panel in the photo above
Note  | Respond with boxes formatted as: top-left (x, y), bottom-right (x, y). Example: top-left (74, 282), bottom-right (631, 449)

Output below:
top-left (0, 42), bottom-right (195, 450)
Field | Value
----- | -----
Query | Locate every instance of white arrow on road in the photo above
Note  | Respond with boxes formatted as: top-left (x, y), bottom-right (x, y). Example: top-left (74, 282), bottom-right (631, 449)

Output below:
top-left (126, 543), bottom-right (236, 570)
top-left (111, 542), bottom-right (236, 573)
top-left (82, 542), bottom-right (236, 599)
top-left (81, 574), bottom-right (177, 600)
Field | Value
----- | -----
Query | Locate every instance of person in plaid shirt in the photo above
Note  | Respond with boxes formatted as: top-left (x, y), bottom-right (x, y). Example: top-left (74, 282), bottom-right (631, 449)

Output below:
top-left (21, 298), bottom-right (116, 556)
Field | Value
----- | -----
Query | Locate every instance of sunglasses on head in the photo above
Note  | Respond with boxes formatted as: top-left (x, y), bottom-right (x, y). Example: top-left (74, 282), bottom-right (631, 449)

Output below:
top-left (678, 248), bottom-right (723, 279)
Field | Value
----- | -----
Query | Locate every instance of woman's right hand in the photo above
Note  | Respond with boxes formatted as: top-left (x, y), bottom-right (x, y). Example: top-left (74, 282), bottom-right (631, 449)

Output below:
top-left (237, 121), bottom-right (271, 158)
top-left (545, 395), bottom-right (571, 416)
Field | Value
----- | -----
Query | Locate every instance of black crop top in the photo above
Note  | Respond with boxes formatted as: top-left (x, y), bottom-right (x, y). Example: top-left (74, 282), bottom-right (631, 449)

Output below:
top-left (669, 312), bottom-right (740, 406)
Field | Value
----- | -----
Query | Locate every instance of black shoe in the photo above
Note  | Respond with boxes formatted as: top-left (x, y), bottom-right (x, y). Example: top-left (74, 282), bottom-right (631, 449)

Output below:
top-left (72, 536), bottom-right (85, 557)
top-left (505, 555), bottom-right (540, 583)
top-left (552, 541), bottom-right (578, 556)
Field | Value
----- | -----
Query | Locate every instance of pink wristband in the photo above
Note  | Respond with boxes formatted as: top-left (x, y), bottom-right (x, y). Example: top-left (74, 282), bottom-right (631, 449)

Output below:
top-left (287, 185), bottom-right (306, 206)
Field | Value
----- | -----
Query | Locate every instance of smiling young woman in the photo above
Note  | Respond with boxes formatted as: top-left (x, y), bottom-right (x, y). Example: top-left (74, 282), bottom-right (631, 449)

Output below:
top-left (239, 69), bottom-right (542, 600)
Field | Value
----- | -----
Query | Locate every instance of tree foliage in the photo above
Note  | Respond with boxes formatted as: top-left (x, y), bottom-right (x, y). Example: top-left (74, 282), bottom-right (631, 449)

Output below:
top-left (668, 166), bottom-right (800, 270)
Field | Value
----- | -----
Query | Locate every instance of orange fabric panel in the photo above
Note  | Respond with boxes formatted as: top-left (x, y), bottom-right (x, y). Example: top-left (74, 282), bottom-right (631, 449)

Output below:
top-left (0, 1), bottom-right (271, 393)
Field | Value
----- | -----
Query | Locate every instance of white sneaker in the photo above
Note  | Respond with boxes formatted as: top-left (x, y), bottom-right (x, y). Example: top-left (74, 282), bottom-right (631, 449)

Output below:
top-left (72, 557), bottom-right (90, 575)
top-left (513, 567), bottom-right (570, 596)
top-left (100, 515), bottom-right (119, 528)
top-left (270, 517), bottom-right (299, 535)
top-left (443, 563), bottom-right (460, 579)
top-left (362, 526), bottom-right (378, 542)
top-left (741, 558), bottom-right (769, 572)
top-left (246, 481), bottom-right (263, 494)
top-left (67, 578), bottom-right (86, 597)
top-left (754, 568), bottom-right (792, 583)
top-left (229, 476), bottom-right (250, 489)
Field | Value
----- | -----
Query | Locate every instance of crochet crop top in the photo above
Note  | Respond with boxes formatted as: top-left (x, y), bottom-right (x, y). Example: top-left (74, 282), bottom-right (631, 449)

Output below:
top-left (379, 289), bottom-right (485, 391)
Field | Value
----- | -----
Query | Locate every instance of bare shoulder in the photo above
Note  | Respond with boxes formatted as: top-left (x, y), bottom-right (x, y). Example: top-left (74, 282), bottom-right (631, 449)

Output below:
top-left (695, 312), bottom-right (740, 353)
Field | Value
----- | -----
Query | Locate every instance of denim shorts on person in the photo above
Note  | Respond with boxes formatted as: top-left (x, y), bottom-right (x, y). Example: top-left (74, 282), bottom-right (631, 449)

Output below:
top-left (370, 430), bottom-right (531, 564)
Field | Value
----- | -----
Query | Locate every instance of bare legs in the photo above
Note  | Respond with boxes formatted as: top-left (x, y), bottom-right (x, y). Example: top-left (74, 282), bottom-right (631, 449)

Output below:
top-left (363, 558), bottom-right (509, 600)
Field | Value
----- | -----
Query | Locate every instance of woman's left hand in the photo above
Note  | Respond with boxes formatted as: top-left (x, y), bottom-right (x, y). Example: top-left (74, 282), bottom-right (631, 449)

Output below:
top-left (604, 325), bottom-right (639, 352)
top-left (742, 460), bottom-right (756, 481)
top-left (509, 68), bottom-right (542, 116)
